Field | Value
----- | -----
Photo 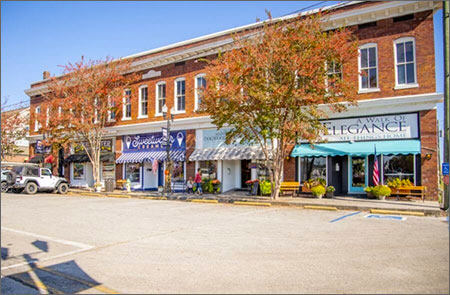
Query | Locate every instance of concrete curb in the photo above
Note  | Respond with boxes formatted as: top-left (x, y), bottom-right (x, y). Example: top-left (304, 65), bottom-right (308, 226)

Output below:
top-left (304, 205), bottom-right (338, 211)
top-left (189, 199), bottom-right (219, 204)
top-left (370, 209), bottom-right (425, 217)
top-left (234, 201), bottom-right (271, 207)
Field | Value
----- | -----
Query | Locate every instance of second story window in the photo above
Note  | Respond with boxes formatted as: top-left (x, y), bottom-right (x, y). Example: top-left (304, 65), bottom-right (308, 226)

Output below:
top-left (195, 74), bottom-right (206, 111)
top-left (138, 86), bottom-right (148, 118)
top-left (34, 106), bottom-right (41, 131)
top-left (156, 82), bottom-right (166, 115)
top-left (359, 43), bottom-right (378, 91)
top-left (175, 78), bottom-right (186, 112)
top-left (108, 97), bottom-right (116, 121)
top-left (394, 37), bottom-right (417, 88)
top-left (123, 89), bottom-right (132, 120)
top-left (326, 61), bottom-right (342, 90)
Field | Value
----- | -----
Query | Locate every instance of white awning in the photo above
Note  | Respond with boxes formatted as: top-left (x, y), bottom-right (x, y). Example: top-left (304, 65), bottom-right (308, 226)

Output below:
top-left (189, 146), bottom-right (269, 161)
top-left (116, 149), bottom-right (185, 164)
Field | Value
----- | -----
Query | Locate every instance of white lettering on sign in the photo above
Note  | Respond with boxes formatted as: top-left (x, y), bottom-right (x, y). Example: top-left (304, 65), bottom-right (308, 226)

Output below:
top-left (321, 113), bottom-right (418, 142)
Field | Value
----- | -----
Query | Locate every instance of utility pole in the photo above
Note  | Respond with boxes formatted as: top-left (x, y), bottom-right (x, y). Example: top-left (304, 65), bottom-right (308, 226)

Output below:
top-left (443, 0), bottom-right (449, 211)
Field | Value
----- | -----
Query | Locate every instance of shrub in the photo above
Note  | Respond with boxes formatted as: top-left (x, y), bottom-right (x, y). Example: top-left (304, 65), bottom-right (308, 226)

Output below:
top-left (364, 186), bottom-right (373, 193)
top-left (311, 185), bottom-right (326, 197)
top-left (326, 186), bottom-right (335, 193)
top-left (372, 185), bottom-right (391, 197)
top-left (260, 180), bottom-right (272, 195)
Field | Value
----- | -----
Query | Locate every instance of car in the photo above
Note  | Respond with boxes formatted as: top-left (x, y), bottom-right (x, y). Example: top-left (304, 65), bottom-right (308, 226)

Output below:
top-left (9, 165), bottom-right (69, 195)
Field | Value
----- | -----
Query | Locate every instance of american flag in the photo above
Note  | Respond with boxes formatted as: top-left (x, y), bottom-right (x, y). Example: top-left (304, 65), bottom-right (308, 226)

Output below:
top-left (373, 145), bottom-right (380, 186)
top-left (152, 159), bottom-right (158, 175)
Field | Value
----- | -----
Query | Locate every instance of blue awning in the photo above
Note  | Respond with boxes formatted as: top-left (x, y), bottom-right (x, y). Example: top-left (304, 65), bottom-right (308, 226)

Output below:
top-left (291, 140), bottom-right (421, 157)
top-left (116, 149), bottom-right (185, 164)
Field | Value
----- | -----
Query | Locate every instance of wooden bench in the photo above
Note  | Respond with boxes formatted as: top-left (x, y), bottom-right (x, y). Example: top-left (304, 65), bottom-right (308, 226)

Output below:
top-left (390, 186), bottom-right (427, 202)
top-left (280, 182), bottom-right (300, 197)
top-left (116, 179), bottom-right (127, 189)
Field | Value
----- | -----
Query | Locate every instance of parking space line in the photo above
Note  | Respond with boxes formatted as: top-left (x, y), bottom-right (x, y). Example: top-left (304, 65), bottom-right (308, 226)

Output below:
top-left (1, 227), bottom-right (93, 249)
top-left (329, 211), bottom-right (361, 223)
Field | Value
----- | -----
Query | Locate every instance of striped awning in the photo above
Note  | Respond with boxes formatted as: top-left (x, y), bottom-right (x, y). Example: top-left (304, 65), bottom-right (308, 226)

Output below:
top-left (189, 146), bottom-right (268, 161)
top-left (116, 149), bottom-right (185, 164)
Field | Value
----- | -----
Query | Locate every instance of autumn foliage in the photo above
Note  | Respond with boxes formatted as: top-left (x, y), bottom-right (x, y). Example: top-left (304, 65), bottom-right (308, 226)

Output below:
top-left (200, 12), bottom-right (359, 199)
top-left (1, 103), bottom-right (29, 161)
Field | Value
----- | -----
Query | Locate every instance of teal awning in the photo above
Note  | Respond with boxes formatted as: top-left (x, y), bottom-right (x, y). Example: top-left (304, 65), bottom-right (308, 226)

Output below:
top-left (291, 140), bottom-right (421, 157)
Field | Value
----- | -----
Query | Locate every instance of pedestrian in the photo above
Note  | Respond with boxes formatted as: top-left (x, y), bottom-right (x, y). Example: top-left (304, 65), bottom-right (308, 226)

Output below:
top-left (187, 177), bottom-right (194, 194)
top-left (194, 168), bottom-right (203, 195)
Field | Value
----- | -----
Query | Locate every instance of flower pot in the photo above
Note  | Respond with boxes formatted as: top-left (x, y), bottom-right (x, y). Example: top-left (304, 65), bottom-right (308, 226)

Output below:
top-left (212, 184), bottom-right (220, 194)
top-left (366, 192), bottom-right (376, 199)
top-left (315, 194), bottom-right (323, 199)
top-left (377, 195), bottom-right (386, 201)
top-left (95, 186), bottom-right (102, 193)
top-left (326, 192), bottom-right (334, 198)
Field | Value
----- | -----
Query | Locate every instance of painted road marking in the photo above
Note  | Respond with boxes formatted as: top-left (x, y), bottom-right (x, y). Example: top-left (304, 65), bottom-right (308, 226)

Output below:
top-left (329, 211), bottom-right (361, 223)
top-left (364, 214), bottom-right (406, 221)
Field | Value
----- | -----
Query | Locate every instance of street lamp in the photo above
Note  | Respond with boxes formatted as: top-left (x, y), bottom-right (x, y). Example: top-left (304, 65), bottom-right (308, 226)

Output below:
top-left (162, 105), bottom-right (175, 196)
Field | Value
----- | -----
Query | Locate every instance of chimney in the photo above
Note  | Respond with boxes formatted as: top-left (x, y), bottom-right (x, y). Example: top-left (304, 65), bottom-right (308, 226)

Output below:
top-left (43, 71), bottom-right (50, 79)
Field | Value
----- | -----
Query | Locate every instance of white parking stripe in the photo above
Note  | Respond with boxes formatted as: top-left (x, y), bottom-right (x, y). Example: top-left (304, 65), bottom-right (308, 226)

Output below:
top-left (1, 227), bottom-right (93, 249)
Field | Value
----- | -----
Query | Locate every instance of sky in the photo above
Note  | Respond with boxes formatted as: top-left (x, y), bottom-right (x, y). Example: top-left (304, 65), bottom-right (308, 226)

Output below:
top-left (0, 1), bottom-right (445, 143)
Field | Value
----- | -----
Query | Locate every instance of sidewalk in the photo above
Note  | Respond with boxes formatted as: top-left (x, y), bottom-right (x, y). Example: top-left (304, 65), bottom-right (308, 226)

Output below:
top-left (67, 188), bottom-right (446, 217)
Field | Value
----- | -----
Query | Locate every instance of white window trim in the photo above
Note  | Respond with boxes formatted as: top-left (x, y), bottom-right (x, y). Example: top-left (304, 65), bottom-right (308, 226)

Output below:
top-left (174, 77), bottom-right (186, 113)
top-left (138, 85), bottom-right (148, 119)
top-left (34, 106), bottom-right (41, 131)
top-left (122, 89), bottom-right (132, 120)
top-left (358, 43), bottom-right (380, 93)
top-left (194, 73), bottom-right (206, 111)
top-left (393, 36), bottom-right (419, 89)
top-left (155, 81), bottom-right (166, 117)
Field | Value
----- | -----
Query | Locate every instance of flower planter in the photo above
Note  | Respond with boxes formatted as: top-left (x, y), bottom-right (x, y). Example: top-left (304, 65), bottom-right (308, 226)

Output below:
top-left (325, 192), bottom-right (334, 198)
top-left (366, 192), bottom-right (376, 199)
top-left (377, 195), bottom-right (386, 200)
top-left (315, 194), bottom-right (323, 199)
top-left (95, 186), bottom-right (102, 193)
top-left (212, 184), bottom-right (220, 194)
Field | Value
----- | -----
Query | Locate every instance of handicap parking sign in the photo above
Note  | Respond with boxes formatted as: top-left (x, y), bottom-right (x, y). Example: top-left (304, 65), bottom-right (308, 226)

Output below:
top-left (442, 163), bottom-right (449, 176)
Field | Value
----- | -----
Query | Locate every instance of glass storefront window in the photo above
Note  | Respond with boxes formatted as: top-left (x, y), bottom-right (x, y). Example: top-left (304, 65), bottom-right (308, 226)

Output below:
top-left (73, 163), bottom-right (85, 180)
top-left (300, 157), bottom-right (326, 182)
top-left (172, 161), bottom-right (184, 182)
top-left (126, 163), bottom-right (140, 183)
top-left (199, 160), bottom-right (217, 179)
top-left (383, 154), bottom-right (414, 184)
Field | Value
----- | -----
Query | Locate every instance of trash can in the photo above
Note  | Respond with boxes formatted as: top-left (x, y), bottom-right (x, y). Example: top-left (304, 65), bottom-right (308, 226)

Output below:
top-left (105, 178), bottom-right (115, 192)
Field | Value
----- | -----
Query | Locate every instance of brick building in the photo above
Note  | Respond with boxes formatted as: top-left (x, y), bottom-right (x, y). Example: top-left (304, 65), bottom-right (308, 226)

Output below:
top-left (25, 1), bottom-right (443, 199)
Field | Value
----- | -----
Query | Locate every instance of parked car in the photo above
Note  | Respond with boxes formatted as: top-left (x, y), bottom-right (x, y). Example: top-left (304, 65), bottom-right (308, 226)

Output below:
top-left (9, 165), bottom-right (69, 194)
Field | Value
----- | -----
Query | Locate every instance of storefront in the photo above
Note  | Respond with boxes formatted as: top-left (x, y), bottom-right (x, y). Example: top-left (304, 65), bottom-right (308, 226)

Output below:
top-left (291, 113), bottom-right (421, 195)
top-left (116, 130), bottom-right (186, 190)
top-left (189, 128), bottom-right (271, 193)
top-left (65, 139), bottom-right (115, 188)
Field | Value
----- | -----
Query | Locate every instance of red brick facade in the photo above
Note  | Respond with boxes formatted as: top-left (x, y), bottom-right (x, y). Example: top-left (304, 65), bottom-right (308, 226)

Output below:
top-left (419, 109), bottom-right (439, 200)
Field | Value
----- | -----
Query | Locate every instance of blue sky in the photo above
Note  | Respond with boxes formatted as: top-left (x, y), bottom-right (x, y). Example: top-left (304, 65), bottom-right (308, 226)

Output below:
top-left (0, 1), bottom-right (445, 136)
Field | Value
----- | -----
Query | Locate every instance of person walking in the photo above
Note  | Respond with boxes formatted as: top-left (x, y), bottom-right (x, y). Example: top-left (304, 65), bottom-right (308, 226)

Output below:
top-left (194, 168), bottom-right (203, 195)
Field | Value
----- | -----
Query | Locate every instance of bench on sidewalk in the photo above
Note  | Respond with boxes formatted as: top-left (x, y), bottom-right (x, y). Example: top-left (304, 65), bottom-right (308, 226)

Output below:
top-left (280, 182), bottom-right (300, 197)
top-left (390, 186), bottom-right (427, 202)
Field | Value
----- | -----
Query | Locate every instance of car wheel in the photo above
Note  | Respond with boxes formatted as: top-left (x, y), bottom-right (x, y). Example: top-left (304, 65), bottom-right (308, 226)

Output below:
top-left (24, 182), bottom-right (38, 195)
top-left (57, 183), bottom-right (69, 194)
top-left (1, 181), bottom-right (8, 193)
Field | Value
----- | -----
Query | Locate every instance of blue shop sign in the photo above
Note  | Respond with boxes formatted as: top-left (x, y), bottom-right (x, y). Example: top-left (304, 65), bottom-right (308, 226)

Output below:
top-left (443, 163), bottom-right (449, 176)
top-left (35, 140), bottom-right (51, 154)
top-left (123, 131), bottom-right (186, 152)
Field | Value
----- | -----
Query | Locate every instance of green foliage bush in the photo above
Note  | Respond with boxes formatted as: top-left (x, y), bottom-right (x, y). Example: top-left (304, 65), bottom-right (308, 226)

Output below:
top-left (311, 185), bottom-right (326, 197)
top-left (372, 185), bottom-right (391, 197)
top-left (326, 186), bottom-right (335, 193)
top-left (260, 180), bottom-right (272, 195)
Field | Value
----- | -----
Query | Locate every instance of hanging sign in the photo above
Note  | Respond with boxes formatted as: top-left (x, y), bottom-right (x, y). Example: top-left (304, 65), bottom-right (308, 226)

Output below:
top-left (123, 131), bottom-right (186, 152)
top-left (442, 163), bottom-right (449, 176)
top-left (321, 113), bottom-right (419, 142)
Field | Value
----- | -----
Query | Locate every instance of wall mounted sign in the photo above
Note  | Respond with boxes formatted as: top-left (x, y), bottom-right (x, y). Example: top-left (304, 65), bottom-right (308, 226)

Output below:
top-left (74, 139), bottom-right (113, 154)
top-left (35, 140), bottom-right (51, 154)
top-left (202, 128), bottom-right (259, 148)
top-left (321, 113), bottom-right (418, 142)
top-left (123, 131), bottom-right (186, 152)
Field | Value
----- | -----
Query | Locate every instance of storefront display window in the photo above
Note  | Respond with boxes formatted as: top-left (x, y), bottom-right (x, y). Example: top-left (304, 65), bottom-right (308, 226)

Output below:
top-left (126, 163), bottom-right (140, 183)
top-left (383, 154), bottom-right (414, 184)
top-left (73, 163), bottom-right (85, 180)
top-left (199, 161), bottom-right (217, 179)
top-left (172, 162), bottom-right (184, 182)
top-left (300, 157), bottom-right (326, 182)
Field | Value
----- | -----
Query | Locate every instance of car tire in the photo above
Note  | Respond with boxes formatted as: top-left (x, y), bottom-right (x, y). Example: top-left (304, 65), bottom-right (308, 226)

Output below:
top-left (57, 183), bottom-right (69, 194)
top-left (24, 182), bottom-right (38, 195)
top-left (1, 181), bottom-right (8, 193)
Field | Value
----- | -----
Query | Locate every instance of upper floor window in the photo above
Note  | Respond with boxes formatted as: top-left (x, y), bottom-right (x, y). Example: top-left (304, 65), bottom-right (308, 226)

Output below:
top-left (108, 97), bottom-right (116, 121)
top-left (195, 74), bottom-right (206, 111)
top-left (138, 85), bottom-right (148, 118)
top-left (175, 78), bottom-right (186, 112)
top-left (359, 43), bottom-right (379, 92)
top-left (123, 89), bottom-right (132, 119)
top-left (34, 106), bottom-right (41, 131)
top-left (326, 60), bottom-right (342, 90)
top-left (155, 82), bottom-right (166, 116)
top-left (394, 37), bottom-right (417, 88)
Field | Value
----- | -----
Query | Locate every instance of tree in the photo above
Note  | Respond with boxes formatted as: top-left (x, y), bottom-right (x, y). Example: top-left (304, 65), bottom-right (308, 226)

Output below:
top-left (39, 57), bottom-right (139, 188)
top-left (1, 99), bottom-right (29, 161)
top-left (200, 12), bottom-right (359, 199)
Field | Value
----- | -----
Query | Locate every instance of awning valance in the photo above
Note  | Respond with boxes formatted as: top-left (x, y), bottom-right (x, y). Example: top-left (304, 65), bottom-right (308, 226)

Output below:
top-left (189, 146), bottom-right (268, 161)
top-left (64, 153), bottom-right (115, 164)
top-left (116, 149), bottom-right (185, 164)
top-left (291, 140), bottom-right (421, 157)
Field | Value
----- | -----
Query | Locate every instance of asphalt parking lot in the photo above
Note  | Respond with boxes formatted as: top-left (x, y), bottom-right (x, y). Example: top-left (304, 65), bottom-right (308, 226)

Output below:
top-left (1, 192), bottom-right (449, 294)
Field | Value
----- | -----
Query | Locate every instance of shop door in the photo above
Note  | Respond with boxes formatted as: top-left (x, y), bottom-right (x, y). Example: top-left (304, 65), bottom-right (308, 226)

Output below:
top-left (241, 160), bottom-right (252, 188)
top-left (349, 156), bottom-right (368, 193)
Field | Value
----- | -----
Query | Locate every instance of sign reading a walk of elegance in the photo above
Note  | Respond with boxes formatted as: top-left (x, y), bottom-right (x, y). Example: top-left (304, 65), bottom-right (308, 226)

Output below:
top-left (321, 113), bottom-right (418, 142)
top-left (123, 131), bottom-right (186, 152)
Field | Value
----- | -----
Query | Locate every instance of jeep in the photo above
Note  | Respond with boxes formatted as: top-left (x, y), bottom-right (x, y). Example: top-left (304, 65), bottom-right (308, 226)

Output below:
top-left (10, 166), bottom-right (69, 195)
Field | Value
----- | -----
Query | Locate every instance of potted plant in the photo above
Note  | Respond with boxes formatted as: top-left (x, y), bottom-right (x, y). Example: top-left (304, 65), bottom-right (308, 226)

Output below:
top-left (260, 180), bottom-right (272, 196)
top-left (372, 185), bottom-right (391, 200)
top-left (325, 186), bottom-right (335, 198)
top-left (364, 186), bottom-right (375, 199)
top-left (211, 179), bottom-right (221, 194)
top-left (311, 185), bottom-right (326, 199)
top-left (94, 183), bottom-right (102, 193)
